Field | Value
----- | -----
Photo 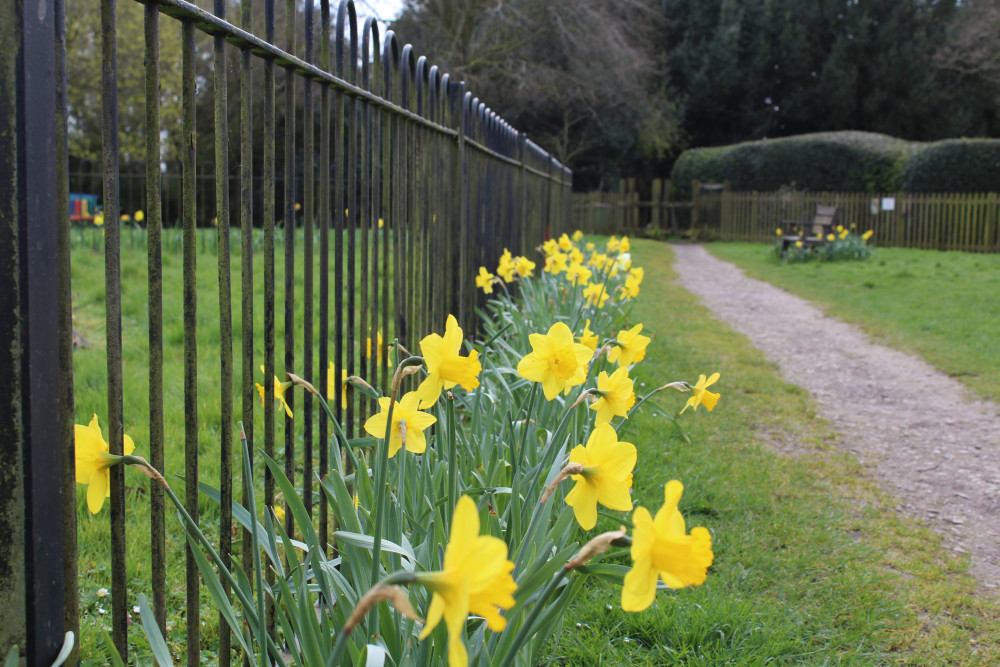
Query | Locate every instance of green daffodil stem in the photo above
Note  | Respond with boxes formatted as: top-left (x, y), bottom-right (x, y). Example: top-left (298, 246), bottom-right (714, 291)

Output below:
top-left (499, 570), bottom-right (568, 667)
top-left (370, 393), bottom-right (396, 590)
top-left (446, 393), bottom-right (459, 530)
top-left (519, 382), bottom-right (539, 471)
top-left (120, 455), bottom-right (285, 664)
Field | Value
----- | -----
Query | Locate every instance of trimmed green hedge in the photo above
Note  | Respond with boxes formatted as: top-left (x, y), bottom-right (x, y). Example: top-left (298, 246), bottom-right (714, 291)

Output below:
top-left (670, 132), bottom-right (1000, 198)
top-left (901, 139), bottom-right (1000, 192)
top-left (670, 132), bottom-right (914, 200)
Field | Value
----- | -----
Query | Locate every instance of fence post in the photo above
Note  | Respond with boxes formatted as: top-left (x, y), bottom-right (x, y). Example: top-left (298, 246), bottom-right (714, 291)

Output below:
top-left (1, 0), bottom-right (68, 661)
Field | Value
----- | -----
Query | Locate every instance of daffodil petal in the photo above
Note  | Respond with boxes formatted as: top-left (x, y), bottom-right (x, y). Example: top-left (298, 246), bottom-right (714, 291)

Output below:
top-left (87, 470), bottom-right (109, 514)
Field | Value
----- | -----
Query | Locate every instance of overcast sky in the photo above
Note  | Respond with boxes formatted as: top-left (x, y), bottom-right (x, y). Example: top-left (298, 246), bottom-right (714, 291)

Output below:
top-left (354, 0), bottom-right (404, 23)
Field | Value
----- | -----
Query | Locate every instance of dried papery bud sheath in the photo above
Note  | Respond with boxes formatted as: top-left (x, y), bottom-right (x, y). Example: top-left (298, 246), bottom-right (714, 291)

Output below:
top-left (566, 526), bottom-right (629, 570)
top-left (570, 388), bottom-right (601, 410)
top-left (540, 462), bottom-right (585, 504)
top-left (123, 455), bottom-right (169, 490)
top-left (347, 375), bottom-right (376, 393)
top-left (287, 372), bottom-right (320, 396)
top-left (390, 356), bottom-right (425, 399)
top-left (657, 381), bottom-right (690, 393)
top-left (343, 583), bottom-right (421, 635)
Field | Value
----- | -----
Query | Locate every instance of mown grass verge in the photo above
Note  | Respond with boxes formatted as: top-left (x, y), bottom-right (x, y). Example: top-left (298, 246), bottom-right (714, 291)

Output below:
top-left (554, 239), bottom-right (1000, 665)
top-left (705, 242), bottom-right (1000, 403)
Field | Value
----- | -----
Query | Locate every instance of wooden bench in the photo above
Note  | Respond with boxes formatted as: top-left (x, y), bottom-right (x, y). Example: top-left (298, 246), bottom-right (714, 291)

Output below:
top-left (780, 205), bottom-right (841, 256)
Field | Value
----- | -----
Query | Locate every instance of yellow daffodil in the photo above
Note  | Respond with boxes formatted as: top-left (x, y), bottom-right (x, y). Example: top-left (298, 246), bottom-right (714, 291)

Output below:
top-left (618, 276), bottom-right (640, 300)
top-left (577, 319), bottom-right (598, 351)
top-left (256, 365), bottom-right (294, 418)
top-left (517, 322), bottom-right (592, 400)
top-left (628, 266), bottom-right (644, 284)
top-left (476, 266), bottom-right (495, 294)
top-left (93, 213), bottom-right (104, 227)
top-left (606, 235), bottom-right (621, 253)
top-left (541, 238), bottom-right (559, 256)
top-left (513, 255), bottom-right (535, 277)
top-left (836, 225), bottom-right (844, 233)
top-left (415, 315), bottom-right (482, 407)
top-left (295, 202), bottom-right (302, 211)
top-left (564, 423), bottom-right (637, 530)
top-left (826, 233), bottom-right (835, 242)
top-left (544, 252), bottom-right (568, 275)
top-left (621, 481), bottom-right (713, 611)
top-left (557, 233), bottom-right (574, 251)
top-left (795, 240), bottom-right (803, 248)
top-left (497, 249), bottom-right (515, 282)
top-left (418, 495), bottom-right (517, 667)
top-left (585, 242), bottom-right (595, 251)
top-left (776, 228), bottom-right (783, 235)
top-left (327, 363), bottom-right (348, 410)
top-left (74, 414), bottom-right (135, 514)
top-left (378, 218), bottom-right (385, 228)
top-left (839, 229), bottom-right (849, 240)
top-left (367, 331), bottom-right (384, 365)
top-left (862, 230), bottom-right (873, 242)
top-left (363, 391), bottom-right (437, 457)
top-left (610, 252), bottom-right (632, 276)
top-left (572, 229), bottom-right (584, 242)
top-left (134, 210), bottom-right (144, 223)
top-left (587, 252), bottom-right (609, 270)
top-left (582, 282), bottom-right (609, 308)
top-left (607, 324), bottom-right (650, 368)
top-left (590, 367), bottom-right (636, 424)
top-left (681, 373), bottom-right (720, 414)
top-left (273, 505), bottom-right (285, 522)
top-left (212, 216), bottom-right (218, 227)
top-left (568, 247), bottom-right (584, 265)
top-left (619, 236), bottom-right (630, 253)
top-left (120, 213), bottom-right (130, 223)
top-left (565, 262), bottom-right (592, 287)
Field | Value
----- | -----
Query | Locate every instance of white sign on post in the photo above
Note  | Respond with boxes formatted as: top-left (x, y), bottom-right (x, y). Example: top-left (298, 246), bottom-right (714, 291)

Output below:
top-left (870, 198), bottom-right (879, 215)
top-left (881, 197), bottom-right (895, 212)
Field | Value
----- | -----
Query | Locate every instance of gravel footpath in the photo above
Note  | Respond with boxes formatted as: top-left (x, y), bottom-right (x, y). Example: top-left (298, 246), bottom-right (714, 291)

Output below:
top-left (671, 243), bottom-right (1000, 589)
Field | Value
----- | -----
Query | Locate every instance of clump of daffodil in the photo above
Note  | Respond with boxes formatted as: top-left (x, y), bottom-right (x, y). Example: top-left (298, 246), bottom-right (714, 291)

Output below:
top-left (607, 323), bottom-right (650, 368)
top-left (416, 495), bottom-right (517, 667)
top-left (75, 414), bottom-right (135, 514)
top-left (256, 365), bottom-right (294, 418)
top-left (606, 235), bottom-right (621, 253)
top-left (572, 229), bottom-right (584, 242)
top-left (586, 252), bottom-right (608, 270)
top-left (590, 367), bottom-right (636, 424)
top-left (327, 363), bottom-right (348, 410)
top-left (557, 233), bottom-right (574, 251)
top-left (862, 229), bottom-right (873, 242)
top-left (415, 315), bottom-right (482, 408)
top-left (618, 275), bottom-right (640, 301)
top-left (582, 282), bottom-right (609, 308)
top-left (577, 319), bottom-right (598, 351)
top-left (619, 236), bottom-right (631, 253)
top-left (564, 422), bottom-right (637, 530)
top-left (680, 372), bottom-right (720, 413)
top-left (363, 391), bottom-right (437, 457)
top-left (621, 480), bottom-right (713, 611)
top-left (516, 321), bottom-right (593, 400)
top-left (476, 266), bottom-right (495, 294)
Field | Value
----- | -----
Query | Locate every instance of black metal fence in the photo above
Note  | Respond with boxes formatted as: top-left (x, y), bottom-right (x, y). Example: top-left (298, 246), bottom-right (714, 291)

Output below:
top-left (1, 0), bottom-right (571, 662)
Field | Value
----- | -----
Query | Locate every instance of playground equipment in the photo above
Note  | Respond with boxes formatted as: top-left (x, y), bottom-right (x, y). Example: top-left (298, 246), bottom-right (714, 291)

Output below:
top-left (69, 193), bottom-right (101, 224)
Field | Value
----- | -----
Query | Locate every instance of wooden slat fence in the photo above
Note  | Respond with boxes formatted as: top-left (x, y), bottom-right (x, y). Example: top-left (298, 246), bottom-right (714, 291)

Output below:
top-left (1, 0), bottom-right (572, 663)
top-left (572, 178), bottom-right (690, 237)
top-left (700, 190), bottom-right (1000, 252)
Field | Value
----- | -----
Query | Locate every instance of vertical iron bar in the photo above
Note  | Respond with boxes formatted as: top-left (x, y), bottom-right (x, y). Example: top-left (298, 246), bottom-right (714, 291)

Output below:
top-left (181, 20), bottom-right (200, 666)
top-left (240, 0), bottom-right (255, 600)
top-left (318, 0), bottom-right (331, 556)
top-left (7, 0), bottom-right (65, 657)
top-left (212, 0), bottom-right (235, 658)
top-left (143, 0), bottom-right (166, 636)
top-left (283, 0), bottom-right (296, 538)
top-left (262, 0), bottom-right (277, 631)
top-left (333, 6), bottom-right (344, 432)
top-left (303, 0), bottom-right (315, 519)
top-left (54, 0), bottom-right (79, 656)
top-left (346, 16), bottom-right (358, 439)
top-left (100, 0), bottom-right (128, 654)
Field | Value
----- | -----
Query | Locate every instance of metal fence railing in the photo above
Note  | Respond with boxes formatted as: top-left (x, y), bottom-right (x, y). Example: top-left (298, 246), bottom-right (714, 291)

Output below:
top-left (2, 0), bottom-right (572, 662)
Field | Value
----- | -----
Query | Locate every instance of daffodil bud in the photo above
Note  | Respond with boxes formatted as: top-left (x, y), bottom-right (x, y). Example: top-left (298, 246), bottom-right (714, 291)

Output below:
top-left (344, 584), bottom-right (421, 635)
top-left (566, 526), bottom-right (629, 570)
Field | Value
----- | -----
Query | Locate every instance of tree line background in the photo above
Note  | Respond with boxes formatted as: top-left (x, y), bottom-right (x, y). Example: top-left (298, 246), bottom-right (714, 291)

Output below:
top-left (66, 0), bottom-right (1000, 195)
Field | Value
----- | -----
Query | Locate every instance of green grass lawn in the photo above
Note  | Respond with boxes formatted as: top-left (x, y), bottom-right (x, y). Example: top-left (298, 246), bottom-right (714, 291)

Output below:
top-left (704, 242), bottom-right (1000, 403)
top-left (71, 232), bottom-right (1000, 664)
top-left (556, 239), bottom-right (1000, 665)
